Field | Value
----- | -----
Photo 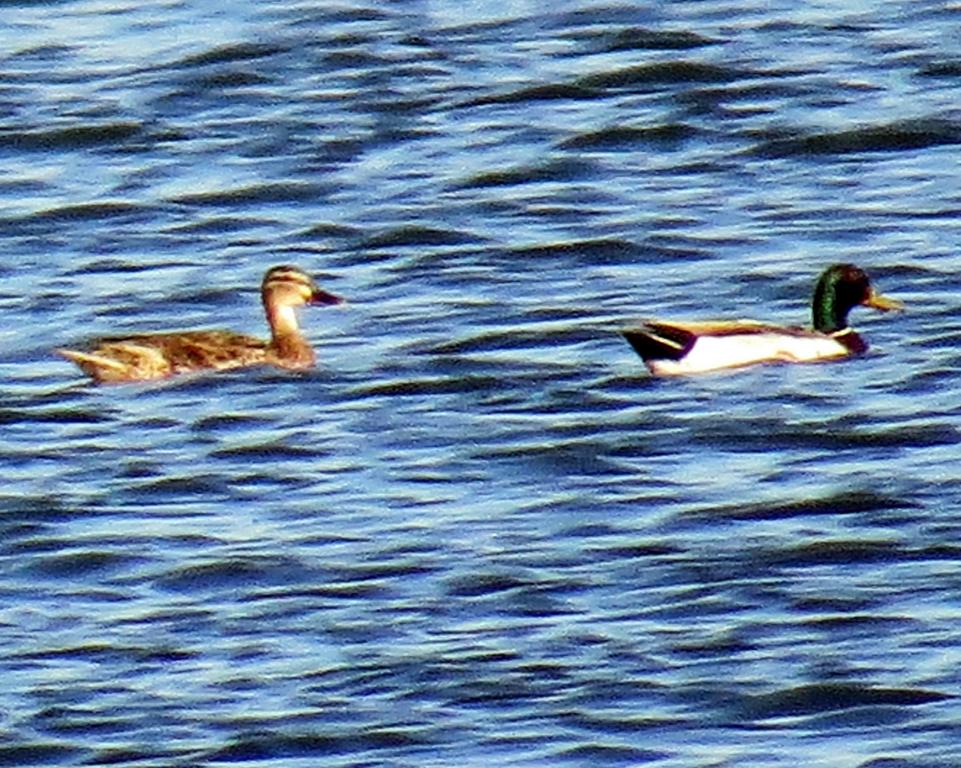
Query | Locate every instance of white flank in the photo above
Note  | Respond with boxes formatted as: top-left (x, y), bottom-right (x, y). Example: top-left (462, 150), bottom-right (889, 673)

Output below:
top-left (647, 332), bottom-right (848, 376)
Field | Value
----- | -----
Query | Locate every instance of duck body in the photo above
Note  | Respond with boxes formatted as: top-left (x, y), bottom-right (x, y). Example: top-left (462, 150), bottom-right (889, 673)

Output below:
top-left (59, 265), bottom-right (342, 384)
top-left (59, 330), bottom-right (282, 383)
top-left (625, 320), bottom-right (865, 377)
top-left (623, 264), bottom-right (901, 377)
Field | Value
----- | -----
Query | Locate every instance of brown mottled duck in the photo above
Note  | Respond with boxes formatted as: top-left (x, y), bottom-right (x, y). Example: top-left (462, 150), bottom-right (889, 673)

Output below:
top-left (59, 264), bottom-right (343, 383)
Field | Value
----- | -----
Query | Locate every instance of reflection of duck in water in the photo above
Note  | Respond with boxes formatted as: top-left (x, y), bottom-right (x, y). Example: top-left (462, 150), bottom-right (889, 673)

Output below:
top-left (59, 265), bottom-right (343, 383)
top-left (623, 264), bottom-right (902, 376)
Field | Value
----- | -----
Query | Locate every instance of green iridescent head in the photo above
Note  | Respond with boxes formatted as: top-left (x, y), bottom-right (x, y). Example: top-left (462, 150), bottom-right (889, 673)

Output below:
top-left (811, 264), bottom-right (902, 333)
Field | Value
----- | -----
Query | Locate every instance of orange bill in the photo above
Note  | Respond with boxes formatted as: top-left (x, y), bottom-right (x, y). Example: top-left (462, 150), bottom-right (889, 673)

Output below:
top-left (863, 288), bottom-right (903, 312)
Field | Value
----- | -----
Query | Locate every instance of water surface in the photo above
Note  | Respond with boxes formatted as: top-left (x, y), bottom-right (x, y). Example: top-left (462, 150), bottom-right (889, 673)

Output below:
top-left (2, 1), bottom-right (961, 766)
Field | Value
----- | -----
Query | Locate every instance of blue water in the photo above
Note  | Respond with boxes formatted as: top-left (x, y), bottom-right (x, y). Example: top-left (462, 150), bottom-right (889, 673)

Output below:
top-left (2, 1), bottom-right (961, 766)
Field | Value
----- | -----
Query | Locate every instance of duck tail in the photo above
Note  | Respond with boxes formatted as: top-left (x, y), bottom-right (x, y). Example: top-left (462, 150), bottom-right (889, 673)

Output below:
top-left (57, 348), bottom-right (127, 381)
top-left (622, 323), bottom-right (697, 362)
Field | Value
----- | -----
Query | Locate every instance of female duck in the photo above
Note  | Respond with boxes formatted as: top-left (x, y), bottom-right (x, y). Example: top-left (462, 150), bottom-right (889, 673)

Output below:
top-left (623, 264), bottom-right (902, 376)
top-left (59, 265), bottom-right (343, 383)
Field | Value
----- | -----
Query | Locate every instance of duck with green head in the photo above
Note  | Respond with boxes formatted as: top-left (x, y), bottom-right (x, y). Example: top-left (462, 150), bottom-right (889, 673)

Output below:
top-left (623, 264), bottom-right (903, 376)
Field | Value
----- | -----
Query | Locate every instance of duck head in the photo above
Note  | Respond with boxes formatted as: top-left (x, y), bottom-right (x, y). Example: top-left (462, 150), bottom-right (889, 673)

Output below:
top-left (261, 265), bottom-right (343, 310)
top-left (812, 264), bottom-right (902, 333)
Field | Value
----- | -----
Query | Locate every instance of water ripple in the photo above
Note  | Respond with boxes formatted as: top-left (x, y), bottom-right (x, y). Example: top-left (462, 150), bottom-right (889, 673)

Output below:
top-left (753, 118), bottom-right (961, 157)
top-left (2, 1), bottom-right (961, 766)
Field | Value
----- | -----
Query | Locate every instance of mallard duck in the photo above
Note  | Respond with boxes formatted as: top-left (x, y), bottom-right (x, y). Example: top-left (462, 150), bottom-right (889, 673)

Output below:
top-left (59, 264), bottom-right (343, 383)
top-left (623, 263), bottom-right (902, 376)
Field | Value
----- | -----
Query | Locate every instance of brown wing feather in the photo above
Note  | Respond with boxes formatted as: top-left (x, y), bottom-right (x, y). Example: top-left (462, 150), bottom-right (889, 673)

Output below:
top-left (101, 330), bottom-right (267, 372)
top-left (60, 329), bottom-right (269, 382)
top-left (641, 319), bottom-right (834, 339)
top-left (646, 320), bottom-right (781, 336)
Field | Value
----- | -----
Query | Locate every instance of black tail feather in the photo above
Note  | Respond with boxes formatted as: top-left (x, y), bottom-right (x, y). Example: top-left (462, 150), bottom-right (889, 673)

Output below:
top-left (622, 323), bottom-right (697, 361)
